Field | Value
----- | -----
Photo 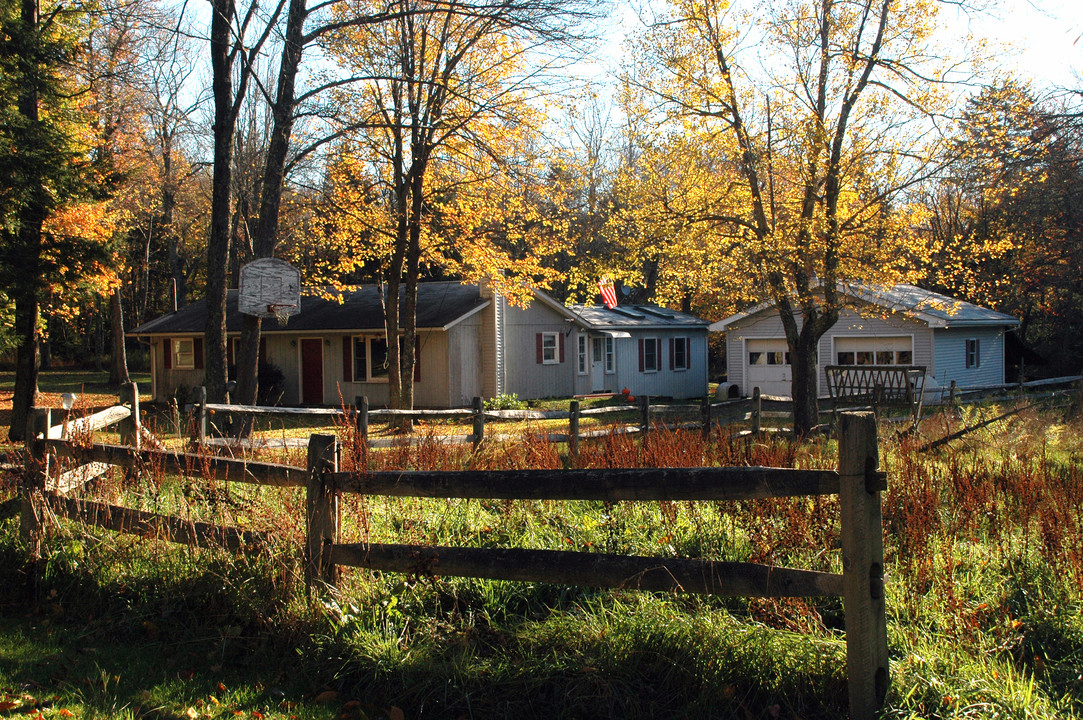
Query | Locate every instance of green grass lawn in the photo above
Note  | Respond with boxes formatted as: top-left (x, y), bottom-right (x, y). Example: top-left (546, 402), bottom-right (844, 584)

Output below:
top-left (2, 403), bottom-right (1083, 718)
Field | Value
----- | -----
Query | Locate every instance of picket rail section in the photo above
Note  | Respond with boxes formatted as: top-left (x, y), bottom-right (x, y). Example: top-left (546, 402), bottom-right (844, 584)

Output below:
top-left (20, 387), bottom-right (889, 719)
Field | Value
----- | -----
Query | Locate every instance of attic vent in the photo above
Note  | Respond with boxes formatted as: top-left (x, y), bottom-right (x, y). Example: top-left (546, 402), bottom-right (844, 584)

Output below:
top-left (636, 306), bottom-right (675, 320)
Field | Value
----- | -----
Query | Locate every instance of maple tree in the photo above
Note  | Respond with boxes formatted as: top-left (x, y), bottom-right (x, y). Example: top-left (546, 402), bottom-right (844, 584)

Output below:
top-left (621, 0), bottom-right (957, 434)
top-left (315, 0), bottom-right (590, 412)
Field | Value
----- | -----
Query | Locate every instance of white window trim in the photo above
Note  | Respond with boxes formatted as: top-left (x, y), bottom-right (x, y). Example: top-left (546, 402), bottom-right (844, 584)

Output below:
top-left (173, 338), bottom-right (195, 370)
top-left (643, 337), bottom-right (660, 373)
top-left (965, 338), bottom-right (980, 369)
top-left (351, 335), bottom-right (392, 383)
top-left (541, 332), bottom-right (559, 365)
top-left (577, 335), bottom-right (588, 375)
top-left (605, 337), bottom-right (616, 374)
top-left (672, 336), bottom-right (691, 371)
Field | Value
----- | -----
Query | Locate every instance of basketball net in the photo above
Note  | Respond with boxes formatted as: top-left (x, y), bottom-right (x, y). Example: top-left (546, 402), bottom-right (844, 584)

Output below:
top-left (268, 304), bottom-right (294, 327)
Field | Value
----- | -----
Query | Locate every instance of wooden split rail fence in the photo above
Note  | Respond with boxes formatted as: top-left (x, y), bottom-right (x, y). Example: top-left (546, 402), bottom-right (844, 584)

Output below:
top-left (191, 388), bottom-right (795, 450)
top-left (19, 387), bottom-right (889, 719)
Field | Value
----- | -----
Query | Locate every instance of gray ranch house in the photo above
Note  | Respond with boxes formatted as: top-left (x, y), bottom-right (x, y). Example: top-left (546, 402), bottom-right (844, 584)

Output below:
top-left (710, 284), bottom-right (1020, 399)
top-left (129, 282), bottom-right (710, 407)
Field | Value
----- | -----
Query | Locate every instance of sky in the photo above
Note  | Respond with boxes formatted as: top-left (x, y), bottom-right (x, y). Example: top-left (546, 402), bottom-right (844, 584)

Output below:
top-left (574, 0), bottom-right (1083, 92)
top-left (958, 0), bottom-right (1083, 90)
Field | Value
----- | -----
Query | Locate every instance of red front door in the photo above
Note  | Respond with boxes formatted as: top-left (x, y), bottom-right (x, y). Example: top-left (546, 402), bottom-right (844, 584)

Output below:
top-left (300, 338), bottom-right (324, 404)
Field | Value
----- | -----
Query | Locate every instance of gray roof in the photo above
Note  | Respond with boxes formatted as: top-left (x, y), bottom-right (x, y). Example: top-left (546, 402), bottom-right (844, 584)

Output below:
top-left (130, 282), bottom-right (488, 335)
top-left (853, 284), bottom-right (1020, 328)
top-left (568, 304), bottom-right (710, 330)
top-left (711, 283), bottom-right (1019, 331)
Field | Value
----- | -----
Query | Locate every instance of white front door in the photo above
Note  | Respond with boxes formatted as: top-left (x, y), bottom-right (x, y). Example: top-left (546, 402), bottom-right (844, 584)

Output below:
top-left (591, 337), bottom-right (606, 392)
top-left (745, 338), bottom-right (792, 397)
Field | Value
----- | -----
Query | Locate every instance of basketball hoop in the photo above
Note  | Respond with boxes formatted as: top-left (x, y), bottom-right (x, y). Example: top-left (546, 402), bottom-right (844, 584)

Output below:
top-left (268, 303), bottom-right (296, 327)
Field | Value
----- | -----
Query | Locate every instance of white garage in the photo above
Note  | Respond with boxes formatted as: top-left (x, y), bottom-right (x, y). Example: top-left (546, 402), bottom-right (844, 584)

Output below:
top-left (745, 338), bottom-right (791, 397)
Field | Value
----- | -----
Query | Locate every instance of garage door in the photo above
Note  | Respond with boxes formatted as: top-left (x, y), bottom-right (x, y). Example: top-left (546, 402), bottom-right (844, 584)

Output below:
top-left (745, 338), bottom-right (791, 397)
top-left (834, 336), bottom-right (913, 366)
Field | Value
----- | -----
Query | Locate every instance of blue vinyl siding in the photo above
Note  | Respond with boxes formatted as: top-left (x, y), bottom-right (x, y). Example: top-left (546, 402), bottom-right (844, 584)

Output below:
top-left (932, 328), bottom-right (1007, 388)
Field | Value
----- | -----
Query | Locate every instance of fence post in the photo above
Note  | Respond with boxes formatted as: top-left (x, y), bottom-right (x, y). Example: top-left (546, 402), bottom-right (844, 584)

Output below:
top-left (21, 409), bottom-right (50, 561)
top-left (752, 387), bottom-right (762, 437)
top-left (306, 434), bottom-right (340, 590)
top-left (355, 395), bottom-right (369, 449)
top-left (701, 395), bottom-right (712, 441)
top-left (472, 396), bottom-right (485, 451)
top-left (190, 386), bottom-right (207, 446)
top-left (568, 400), bottom-right (580, 466)
top-left (838, 411), bottom-right (889, 720)
top-left (118, 382), bottom-right (141, 450)
top-left (640, 395), bottom-right (650, 438)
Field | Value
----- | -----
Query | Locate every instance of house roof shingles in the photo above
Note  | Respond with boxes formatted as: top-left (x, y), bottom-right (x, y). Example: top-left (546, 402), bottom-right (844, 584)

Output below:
top-left (569, 304), bottom-right (710, 330)
top-left (711, 283), bottom-right (1020, 331)
top-left (130, 282), bottom-right (488, 335)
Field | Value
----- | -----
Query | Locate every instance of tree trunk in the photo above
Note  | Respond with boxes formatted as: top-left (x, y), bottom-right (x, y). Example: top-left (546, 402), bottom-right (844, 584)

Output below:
top-left (789, 335), bottom-right (820, 436)
top-left (203, 0), bottom-right (238, 404)
top-left (234, 0), bottom-right (308, 418)
top-left (109, 289), bottom-right (130, 385)
top-left (9, 294), bottom-right (40, 442)
top-left (8, 0), bottom-right (44, 443)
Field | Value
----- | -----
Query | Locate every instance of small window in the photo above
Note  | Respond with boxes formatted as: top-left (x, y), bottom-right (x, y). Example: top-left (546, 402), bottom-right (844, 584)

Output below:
top-left (837, 351), bottom-right (855, 365)
top-left (370, 337), bottom-right (390, 379)
top-left (643, 338), bottom-right (660, 372)
top-left (173, 338), bottom-right (195, 369)
top-left (749, 351), bottom-right (766, 365)
top-left (352, 337), bottom-right (368, 381)
top-left (672, 337), bottom-right (690, 370)
top-left (542, 333), bottom-right (559, 364)
top-left (577, 335), bottom-right (588, 374)
top-left (876, 351), bottom-right (894, 365)
top-left (966, 338), bottom-right (980, 368)
top-left (856, 351), bottom-right (874, 365)
top-left (766, 351), bottom-right (786, 366)
top-left (605, 337), bottom-right (615, 373)
top-left (897, 350), bottom-right (913, 365)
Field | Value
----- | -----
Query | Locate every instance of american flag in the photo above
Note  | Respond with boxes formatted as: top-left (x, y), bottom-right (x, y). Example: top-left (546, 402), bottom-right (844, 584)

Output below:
top-left (599, 277), bottom-right (618, 309)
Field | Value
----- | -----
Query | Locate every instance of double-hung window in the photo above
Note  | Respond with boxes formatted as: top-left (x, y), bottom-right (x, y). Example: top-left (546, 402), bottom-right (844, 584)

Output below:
top-left (965, 338), bottom-right (980, 368)
top-left (640, 337), bottom-right (660, 372)
top-left (173, 338), bottom-right (195, 369)
top-left (671, 337), bottom-right (690, 371)
top-left (541, 332), bottom-right (559, 364)
top-left (577, 335), bottom-right (588, 374)
top-left (605, 337), bottom-right (615, 373)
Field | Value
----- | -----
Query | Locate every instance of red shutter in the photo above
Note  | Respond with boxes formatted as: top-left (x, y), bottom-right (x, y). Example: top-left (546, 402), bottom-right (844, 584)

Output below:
top-left (638, 339), bottom-right (645, 372)
top-left (669, 338), bottom-right (675, 370)
top-left (163, 339), bottom-right (172, 369)
top-left (536, 333), bottom-right (543, 364)
top-left (194, 337), bottom-right (204, 370)
top-left (342, 337), bottom-right (353, 383)
top-left (558, 332), bottom-right (565, 363)
top-left (414, 336), bottom-right (422, 382)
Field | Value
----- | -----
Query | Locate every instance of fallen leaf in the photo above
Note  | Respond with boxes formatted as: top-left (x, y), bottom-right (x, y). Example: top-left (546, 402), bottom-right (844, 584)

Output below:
top-left (0, 702), bottom-right (17, 712)
top-left (57, 711), bottom-right (74, 718)
top-left (186, 707), bottom-right (199, 719)
top-left (217, 683), bottom-right (228, 693)
top-left (388, 707), bottom-right (404, 720)
top-left (208, 696), bottom-right (220, 706)
top-left (314, 691), bottom-right (339, 704)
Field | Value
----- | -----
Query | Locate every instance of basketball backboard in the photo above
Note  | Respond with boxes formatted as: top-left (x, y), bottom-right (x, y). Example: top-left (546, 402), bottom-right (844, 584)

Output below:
top-left (238, 258), bottom-right (301, 321)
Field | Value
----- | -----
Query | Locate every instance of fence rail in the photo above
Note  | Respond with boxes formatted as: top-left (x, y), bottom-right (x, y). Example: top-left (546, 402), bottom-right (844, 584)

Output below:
top-left (20, 387), bottom-right (890, 719)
